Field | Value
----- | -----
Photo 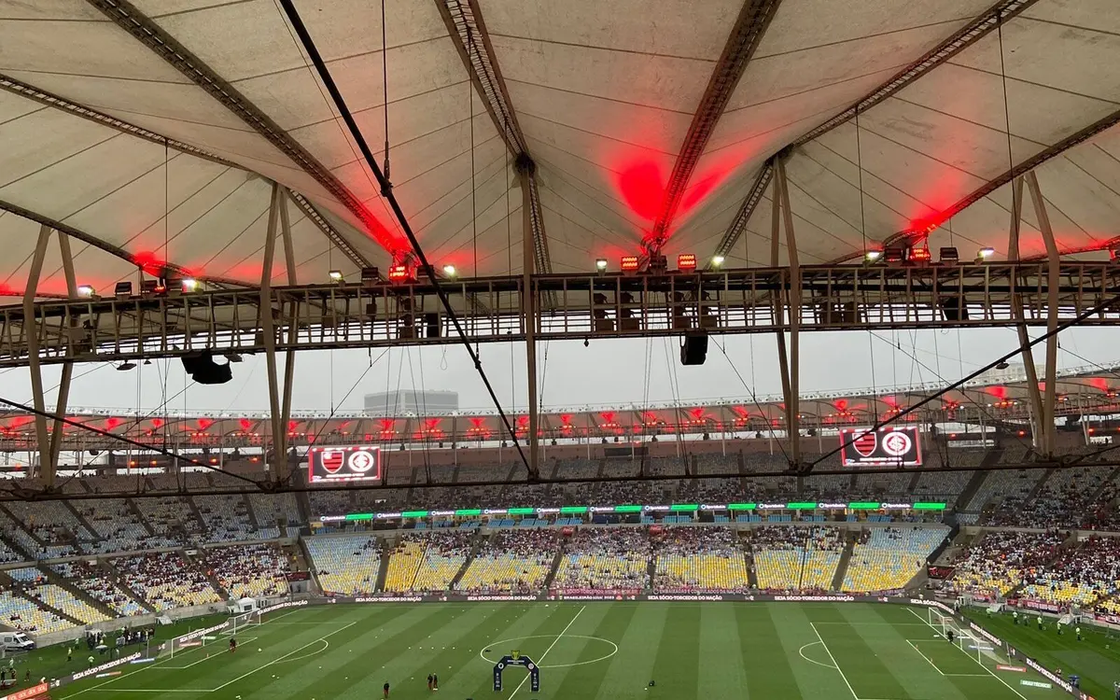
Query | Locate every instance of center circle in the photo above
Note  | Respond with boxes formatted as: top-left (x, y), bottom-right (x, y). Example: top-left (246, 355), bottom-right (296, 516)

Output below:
top-left (478, 635), bottom-right (619, 669)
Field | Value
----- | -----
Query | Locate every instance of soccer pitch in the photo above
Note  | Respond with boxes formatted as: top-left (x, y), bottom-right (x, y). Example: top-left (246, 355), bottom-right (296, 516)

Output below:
top-left (59, 602), bottom-right (1070, 700)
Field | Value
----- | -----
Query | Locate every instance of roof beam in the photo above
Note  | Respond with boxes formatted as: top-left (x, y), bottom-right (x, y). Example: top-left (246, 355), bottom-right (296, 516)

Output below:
top-left (435, 0), bottom-right (552, 273)
top-left (791, 0), bottom-right (1041, 148)
top-left (877, 105), bottom-right (1120, 253)
top-left (86, 0), bottom-right (390, 264)
top-left (707, 159), bottom-right (774, 268)
top-left (711, 0), bottom-right (1041, 267)
top-left (0, 72), bottom-right (373, 271)
top-left (647, 0), bottom-right (783, 254)
top-left (0, 198), bottom-right (247, 290)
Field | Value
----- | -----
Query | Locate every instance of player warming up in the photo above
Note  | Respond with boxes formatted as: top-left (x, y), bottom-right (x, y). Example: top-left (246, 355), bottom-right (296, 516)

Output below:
top-left (383, 681), bottom-right (390, 699)
top-left (229, 637), bottom-right (237, 654)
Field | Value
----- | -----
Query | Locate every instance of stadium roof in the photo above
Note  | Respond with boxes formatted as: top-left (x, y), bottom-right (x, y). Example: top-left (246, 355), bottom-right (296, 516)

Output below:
top-left (2, 0), bottom-right (1119, 299)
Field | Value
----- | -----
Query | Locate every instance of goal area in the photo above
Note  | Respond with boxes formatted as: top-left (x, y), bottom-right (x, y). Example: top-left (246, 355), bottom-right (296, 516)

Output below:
top-left (927, 609), bottom-right (999, 665)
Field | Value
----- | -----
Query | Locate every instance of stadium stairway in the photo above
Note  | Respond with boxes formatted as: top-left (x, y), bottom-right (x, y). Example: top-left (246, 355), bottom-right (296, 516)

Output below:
top-left (375, 540), bottom-right (391, 592)
top-left (65, 502), bottom-right (101, 539)
top-left (956, 470), bottom-right (992, 516)
top-left (1025, 468), bottom-right (1056, 502)
top-left (0, 531), bottom-right (31, 561)
top-left (241, 494), bottom-right (261, 532)
top-left (101, 559), bottom-right (155, 612)
top-left (542, 545), bottom-right (565, 590)
top-left (0, 570), bottom-right (85, 628)
top-left (450, 531), bottom-right (489, 590)
top-left (905, 470), bottom-right (922, 493)
top-left (184, 496), bottom-right (208, 532)
top-left (39, 564), bottom-right (117, 619)
top-left (183, 550), bottom-right (229, 599)
top-left (740, 532), bottom-right (758, 589)
top-left (830, 531), bottom-right (857, 591)
top-left (0, 503), bottom-right (47, 552)
top-left (297, 538), bottom-right (326, 595)
top-left (646, 553), bottom-right (657, 589)
top-left (125, 499), bottom-right (156, 536)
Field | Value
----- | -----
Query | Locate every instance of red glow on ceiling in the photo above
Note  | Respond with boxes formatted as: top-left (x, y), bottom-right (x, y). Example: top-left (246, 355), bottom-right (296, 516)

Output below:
top-left (616, 161), bottom-right (665, 221)
top-left (239, 418), bottom-right (252, 431)
top-left (881, 396), bottom-right (898, 408)
top-left (288, 420), bottom-right (299, 431)
top-left (1089, 377), bottom-right (1111, 392)
top-left (985, 386), bottom-right (1008, 400)
top-left (600, 411), bottom-right (616, 424)
top-left (151, 418), bottom-right (163, 429)
top-left (354, 208), bottom-right (409, 262)
top-left (469, 417), bottom-right (486, 429)
top-left (197, 418), bottom-right (212, 430)
top-left (105, 417), bottom-right (121, 430)
top-left (834, 399), bottom-right (849, 411)
top-left (731, 406), bottom-right (749, 417)
top-left (689, 407), bottom-right (705, 420)
top-left (423, 418), bottom-right (441, 429)
top-left (379, 419), bottom-right (396, 431)
top-left (560, 414), bottom-right (573, 425)
top-left (131, 251), bottom-right (171, 277)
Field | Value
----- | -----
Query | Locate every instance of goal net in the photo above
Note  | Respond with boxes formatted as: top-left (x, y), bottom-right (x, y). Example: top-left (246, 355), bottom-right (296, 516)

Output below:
top-left (928, 609), bottom-right (1001, 666)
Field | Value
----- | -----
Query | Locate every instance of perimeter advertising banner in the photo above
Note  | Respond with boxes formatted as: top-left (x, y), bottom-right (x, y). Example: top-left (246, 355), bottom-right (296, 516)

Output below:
top-left (308, 446), bottom-right (382, 483)
top-left (840, 426), bottom-right (923, 467)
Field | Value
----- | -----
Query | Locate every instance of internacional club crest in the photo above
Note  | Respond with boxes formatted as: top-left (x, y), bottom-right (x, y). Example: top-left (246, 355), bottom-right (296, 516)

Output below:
top-left (881, 430), bottom-right (912, 457)
top-left (348, 450), bottom-right (376, 473)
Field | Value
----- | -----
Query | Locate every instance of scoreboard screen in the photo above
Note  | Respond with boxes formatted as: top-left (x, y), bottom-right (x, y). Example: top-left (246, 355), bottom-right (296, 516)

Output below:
top-left (839, 426), bottom-right (922, 467)
top-left (308, 446), bottom-right (381, 483)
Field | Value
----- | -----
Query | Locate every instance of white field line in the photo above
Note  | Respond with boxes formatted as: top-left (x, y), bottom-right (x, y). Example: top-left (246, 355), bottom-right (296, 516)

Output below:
top-left (209, 621), bottom-right (358, 691)
top-left (906, 608), bottom-right (1028, 700)
top-left (906, 639), bottom-right (987, 677)
top-left (810, 622), bottom-right (860, 700)
top-left (509, 606), bottom-right (585, 698)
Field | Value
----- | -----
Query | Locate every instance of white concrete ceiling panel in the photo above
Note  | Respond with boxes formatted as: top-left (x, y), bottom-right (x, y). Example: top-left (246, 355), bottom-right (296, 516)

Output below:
top-left (479, 0), bottom-right (741, 60)
top-left (530, 154), bottom-right (649, 246)
top-left (0, 210), bottom-right (133, 297)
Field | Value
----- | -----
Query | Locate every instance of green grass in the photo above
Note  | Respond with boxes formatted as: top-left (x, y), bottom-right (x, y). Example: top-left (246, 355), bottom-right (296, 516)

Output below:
top-left (3, 615), bottom-right (227, 692)
top-left (962, 608), bottom-right (1120, 700)
top-left (55, 603), bottom-right (1070, 700)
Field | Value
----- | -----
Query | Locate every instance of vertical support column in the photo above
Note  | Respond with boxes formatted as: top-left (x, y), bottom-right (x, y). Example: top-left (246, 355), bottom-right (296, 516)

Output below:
top-left (1025, 172), bottom-right (1060, 457)
top-left (1006, 177), bottom-right (1045, 452)
top-left (772, 158), bottom-right (801, 467)
top-left (277, 186), bottom-right (298, 473)
top-left (24, 225), bottom-right (53, 486)
top-left (260, 183), bottom-right (285, 480)
top-left (517, 160), bottom-right (540, 479)
top-left (48, 233), bottom-right (80, 479)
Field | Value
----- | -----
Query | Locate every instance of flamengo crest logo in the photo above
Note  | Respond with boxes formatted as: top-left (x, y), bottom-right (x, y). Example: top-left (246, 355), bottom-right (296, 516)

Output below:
top-left (320, 450), bottom-right (345, 473)
top-left (853, 431), bottom-right (877, 457)
top-left (881, 431), bottom-right (912, 457)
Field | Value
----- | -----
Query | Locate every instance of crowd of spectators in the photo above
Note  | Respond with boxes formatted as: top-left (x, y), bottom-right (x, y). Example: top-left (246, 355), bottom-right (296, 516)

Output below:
top-left (204, 543), bottom-right (290, 599)
top-left (457, 530), bottom-right (557, 593)
top-left (945, 531), bottom-right (1064, 598)
top-left (752, 526), bottom-right (843, 592)
top-left (51, 560), bottom-right (146, 616)
top-left (111, 552), bottom-right (220, 611)
top-left (653, 527), bottom-right (749, 592)
top-left (1018, 535), bottom-right (1120, 608)
top-left (554, 527), bottom-right (650, 590)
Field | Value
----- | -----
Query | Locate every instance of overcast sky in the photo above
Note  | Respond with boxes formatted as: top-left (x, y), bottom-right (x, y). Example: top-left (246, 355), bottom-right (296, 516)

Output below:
top-left (0, 326), bottom-right (1118, 416)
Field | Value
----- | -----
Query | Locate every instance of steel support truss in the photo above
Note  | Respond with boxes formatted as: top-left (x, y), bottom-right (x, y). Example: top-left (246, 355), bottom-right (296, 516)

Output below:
top-left (23, 226), bottom-right (79, 488)
top-left (3, 262), bottom-right (1120, 368)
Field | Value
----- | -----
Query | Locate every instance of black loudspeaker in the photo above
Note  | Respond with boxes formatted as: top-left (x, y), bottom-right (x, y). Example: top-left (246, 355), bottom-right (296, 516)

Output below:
top-left (425, 312), bottom-right (440, 338)
top-left (940, 297), bottom-right (969, 322)
top-left (180, 352), bottom-right (233, 385)
top-left (680, 331), bottom-right (708, 366)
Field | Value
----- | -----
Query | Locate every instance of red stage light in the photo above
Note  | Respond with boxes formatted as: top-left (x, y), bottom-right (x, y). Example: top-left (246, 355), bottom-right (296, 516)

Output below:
top-left (677, 253), bottom-right (697, 270)
top-left (387, 265), bottom-right (410, 282)
top-left (620, 256), bottom-right (640, 272)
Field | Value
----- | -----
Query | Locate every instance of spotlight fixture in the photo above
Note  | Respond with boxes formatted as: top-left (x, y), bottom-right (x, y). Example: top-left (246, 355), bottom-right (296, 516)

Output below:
top-left (677, 253), bottom-right (697, 271)
top-left (595, 258), bottom-right (608, 272)
top-left (995, 361), bottom-right (1010, 370)
top-left (711, 255), bottom-right (725, 267)
top-left (442, 264), bottom-right (457, 277)
top-left (865, 250), bottom-right (882, 262)
top-left (181, 278), bottom-right (199, 293)
top-left (76, 284), bottom-right (96, 298)
top-left (977, 247), bottom-right (995, 260)
top-left (359, 267), bottom-right (380, 288)
top-left (114, 281), bottom-right (133, 299)
top-left (116, 361), bottom-right (136, 371)
top-left (620, 256), bottom-right (640, 272)
top-left (328, 270), bottom-right (344, 282)
top-left (387, 265), bottom-right (411, 283)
